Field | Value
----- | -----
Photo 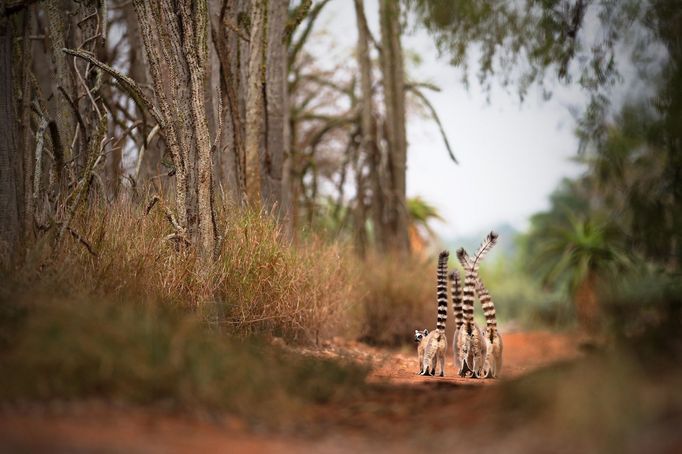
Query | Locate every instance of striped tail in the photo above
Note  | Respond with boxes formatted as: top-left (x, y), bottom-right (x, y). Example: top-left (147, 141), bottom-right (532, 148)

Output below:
top-left (457, 246), bottom-right (476, 331)
top-left (476, 277), bottom-right (497, 337)
top-left (449, 270), bottom-right (464, 330)
top-left (456, 247), bottom-right (471, 270)
top-left (436, 250), bottom-right (449, 334)
top-left (470, 231), bottom-right (499, 272)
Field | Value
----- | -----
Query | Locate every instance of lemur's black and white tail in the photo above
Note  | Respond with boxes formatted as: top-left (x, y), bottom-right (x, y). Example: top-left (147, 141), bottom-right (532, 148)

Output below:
top-left (456, 231), bottom-right (498, 333)
top-left (476, 278), bottom-right (497, 338)
top-left (456, 248), bottom-right (476, 331)
top-left (449, 270), bottom-right (464, 330)
top-left (470, 231), bottom-right (498, 271)
top-left (436, 250), bottom-right (449, 335)
top-left (457, 231), bottom-right (499, 271)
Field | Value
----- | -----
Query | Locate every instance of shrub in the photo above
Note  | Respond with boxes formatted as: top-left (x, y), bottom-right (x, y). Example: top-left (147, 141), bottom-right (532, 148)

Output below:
top-left (354, 252), bottom-right (435, 346)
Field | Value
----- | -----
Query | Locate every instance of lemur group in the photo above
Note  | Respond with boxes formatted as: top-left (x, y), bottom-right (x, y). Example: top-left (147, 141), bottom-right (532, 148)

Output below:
top-left (415, 231), bottom-right (502, 379)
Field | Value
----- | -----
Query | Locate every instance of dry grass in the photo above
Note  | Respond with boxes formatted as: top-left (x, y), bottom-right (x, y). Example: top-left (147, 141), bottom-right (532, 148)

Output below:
top-left (353, 252), bottom-right (435, 346)
top-left (0, 199), bottom-right (369, 421)
top-left (13, 200), bottom-right (356, 344)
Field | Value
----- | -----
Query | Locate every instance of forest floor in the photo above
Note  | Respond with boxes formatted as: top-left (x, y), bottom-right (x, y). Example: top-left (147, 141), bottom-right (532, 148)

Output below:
top-left (0, 330), bottom-right (587, 453)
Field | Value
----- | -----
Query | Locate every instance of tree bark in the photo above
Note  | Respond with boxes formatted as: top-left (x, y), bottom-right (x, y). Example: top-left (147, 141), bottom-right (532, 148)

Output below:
top-left (19, 9), bottom-right (33, 237)
top-left (133, 0), bottom-right (216, 261)
top-left (264, 0), bottom-right (289, 219)
top-left (354, 0), bottom-right (384, 252)
top-left (179, 0), bottom-right (215, 259)
top-left (209, 0), bottom-right (245, 205)
top-left (45, 0), bottom-right (75, 164)
top-left (244, 0), bottom-right (266, 207)
top-left (379, 0), bottom-right (409, 253)
top-left (0, 15), bottom-right (21, 264)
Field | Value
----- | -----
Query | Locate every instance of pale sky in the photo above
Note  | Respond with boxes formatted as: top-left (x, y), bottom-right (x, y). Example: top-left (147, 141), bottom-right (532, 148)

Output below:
top-left (311, 1), bottom-right (587, 238)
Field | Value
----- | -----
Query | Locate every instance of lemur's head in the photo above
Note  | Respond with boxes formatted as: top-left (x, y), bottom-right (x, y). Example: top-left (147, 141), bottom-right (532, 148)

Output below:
top-left (414, 329), bottom-right (428, 343)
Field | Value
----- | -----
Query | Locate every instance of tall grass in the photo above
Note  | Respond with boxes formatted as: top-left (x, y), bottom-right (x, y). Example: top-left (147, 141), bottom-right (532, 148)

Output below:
top-left (354, 253), bottom-right (435, 346)
top-left (0, 199), bottom-right (368, 421)
top-left (13, 201), bottom-right (356, 344)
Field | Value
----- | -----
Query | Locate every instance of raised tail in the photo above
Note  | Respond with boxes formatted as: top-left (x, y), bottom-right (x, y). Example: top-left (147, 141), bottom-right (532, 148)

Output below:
top-left (470, 231), bottom-right (499, 272)
top-left (449, 270), bottom-right (464, 330)
top-left (476, 277), bottom-right (497, 338)
top-left (456, 247), bottom-right (471, 270)
top-left (436, 250), bottom-right (449, 335)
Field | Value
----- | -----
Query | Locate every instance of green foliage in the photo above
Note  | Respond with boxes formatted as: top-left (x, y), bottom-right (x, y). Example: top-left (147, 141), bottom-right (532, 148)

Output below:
top-left (524, 211), bottom-right (630, 295)
top-left (600, 266), bottom-right (682, 354)
top-left (478, 256), bottom-right (572, 328)
top-left (405, 0), bottom-right (642, 97)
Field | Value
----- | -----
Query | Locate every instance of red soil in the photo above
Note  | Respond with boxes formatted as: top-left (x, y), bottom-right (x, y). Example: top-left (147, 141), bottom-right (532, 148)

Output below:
top-left (0, 330), bottom-right (582, 453)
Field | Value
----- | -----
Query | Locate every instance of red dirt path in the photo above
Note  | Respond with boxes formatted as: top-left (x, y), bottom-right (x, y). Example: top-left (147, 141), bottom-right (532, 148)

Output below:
top-left (0, 330), bottom-right (581, 453)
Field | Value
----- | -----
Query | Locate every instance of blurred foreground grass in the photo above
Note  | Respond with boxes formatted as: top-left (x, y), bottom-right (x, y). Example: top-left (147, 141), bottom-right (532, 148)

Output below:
top-left (499, 271), bottom-right (682, 452)
top-left (0, 291), bottom-right (368, 426)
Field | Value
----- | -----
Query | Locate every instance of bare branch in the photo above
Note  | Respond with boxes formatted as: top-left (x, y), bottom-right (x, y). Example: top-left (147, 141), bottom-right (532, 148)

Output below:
top-left (61, 48), bottom-right (164, 128)
top-left (406, 85), bottom-right (458, 164)
top-left (33, 115), bottom-right (48, 202)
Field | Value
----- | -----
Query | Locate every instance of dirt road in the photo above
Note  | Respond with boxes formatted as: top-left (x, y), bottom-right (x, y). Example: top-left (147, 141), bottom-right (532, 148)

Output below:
top-left (0, 331), bottom-right (581, 453)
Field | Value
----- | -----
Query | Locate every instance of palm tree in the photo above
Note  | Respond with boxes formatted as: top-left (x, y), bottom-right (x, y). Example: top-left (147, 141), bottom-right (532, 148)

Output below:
top-left (526, 208), bottom-right (630, 330)
top-left (406, 196), bottom-right (443, 255)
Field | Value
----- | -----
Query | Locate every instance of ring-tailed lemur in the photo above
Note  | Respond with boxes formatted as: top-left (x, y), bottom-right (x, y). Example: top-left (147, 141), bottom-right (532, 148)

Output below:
top-left (475, 277), bottom-right (503, 378)
top-left (415, 250), bottom-right (449, 376)
top-left (449, 270), bottom-right (464, 332)
top-left (454, 231), bottom-right (498, 378)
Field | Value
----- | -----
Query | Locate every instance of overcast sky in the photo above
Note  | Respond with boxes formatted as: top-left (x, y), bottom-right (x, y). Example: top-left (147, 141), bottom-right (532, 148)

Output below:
top-left (310, 1), bottom-right (588, 238)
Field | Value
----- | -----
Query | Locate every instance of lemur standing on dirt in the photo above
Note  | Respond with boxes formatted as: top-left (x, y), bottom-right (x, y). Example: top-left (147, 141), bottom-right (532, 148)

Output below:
top-left (454, 231), bottom-right (498, 378)
top-left (475, 277), bottom-right (503, 378)
top-left (415, 250), bottom-right (449, 376)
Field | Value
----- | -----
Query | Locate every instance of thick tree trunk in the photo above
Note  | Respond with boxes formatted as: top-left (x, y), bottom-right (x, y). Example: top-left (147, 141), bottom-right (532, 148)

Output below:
top-left (45, 0), bottom-right (76, 165)
top-left (133, 0), bottom-right (216, 261)
top-left (379, 0), bottom-right (409, 253)
top-left (209, 0), bottom-right (245, 205)
top-left (264, 0), bottom-right (288, 219)
top-left (0, 16), bottom-right (21, 264)
top-left (179, 1), bottom-right (215, 259)
top-left (354, 0), bottom-right (384, 252)
top-left (19, 10), bottom-right (33, 236)
top-left (244, 0), bottom-right (266, 207)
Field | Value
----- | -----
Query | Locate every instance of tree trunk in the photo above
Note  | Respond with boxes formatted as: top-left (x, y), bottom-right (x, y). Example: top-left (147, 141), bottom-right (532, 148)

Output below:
top-left (0, 15), bottom-right (21, 265)
top-left (264, 0), bottom-right (289, 220)
top-left (354, 0), bottom-right (384, 252)
top-left (133, 0), bottom-right (216, 261)
top-left (575, 271), bottom-right (601, 332)
top-left (379, 0), bottom-right (409, 253)
top-left (244, 0), bottom-right (267, 207)
top-left (45, 0), bottom-right (76, 165)
top-left (209, 0), bottom-right (245, 205)
top-left (19, 9), bottom-right (33, 237)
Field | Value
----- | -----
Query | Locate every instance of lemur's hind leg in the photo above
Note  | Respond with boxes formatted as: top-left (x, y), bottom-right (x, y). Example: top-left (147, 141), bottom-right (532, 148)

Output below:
top-left (438, 353), bottom-right (445, 377)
